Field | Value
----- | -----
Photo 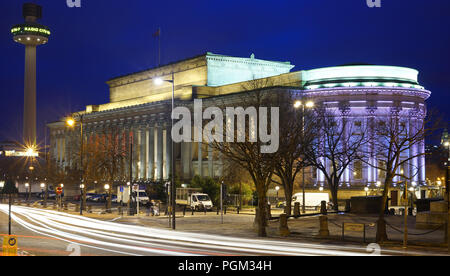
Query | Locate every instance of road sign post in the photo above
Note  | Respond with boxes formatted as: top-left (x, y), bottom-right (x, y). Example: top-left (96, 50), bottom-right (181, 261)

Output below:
top-left (2, 235), bottom-right (18, 256)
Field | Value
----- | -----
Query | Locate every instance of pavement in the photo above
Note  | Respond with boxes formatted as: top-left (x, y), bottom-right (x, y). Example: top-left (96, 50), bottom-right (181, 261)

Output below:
top-left (1, 202), bottom-right (449, 256)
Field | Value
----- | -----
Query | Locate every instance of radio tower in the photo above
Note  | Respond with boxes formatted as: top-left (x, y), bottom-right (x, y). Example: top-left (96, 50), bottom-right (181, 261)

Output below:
top-left (11, 3), bottom-right (50, 149)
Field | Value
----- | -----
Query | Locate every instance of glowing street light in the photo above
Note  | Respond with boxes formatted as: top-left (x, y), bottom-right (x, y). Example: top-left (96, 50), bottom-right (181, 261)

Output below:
top-left (153, 73), bottom-right (176, 229)
top-left (66, 118), bottom-right (75, 127)
top-left (364, 186), bottom-right (369, 197)
top-left (294, 99), bottom-right (314, 214)
top-left (104, 184), bottom-right (110, 190)
top-left (153, 77), bottom-right (164, 86)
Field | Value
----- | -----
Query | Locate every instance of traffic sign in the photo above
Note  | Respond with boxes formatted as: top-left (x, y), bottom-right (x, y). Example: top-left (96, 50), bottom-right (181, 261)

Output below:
top-left (132, 184), bottom-right (138, 192)
top-left (56, 187), bottom-right (63, 195)
top-left (2, 235), bottom-right (18, 256)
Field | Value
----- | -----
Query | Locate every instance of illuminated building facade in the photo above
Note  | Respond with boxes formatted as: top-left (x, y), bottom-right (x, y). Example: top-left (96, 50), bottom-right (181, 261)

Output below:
top-left (48, 54), bottom-right (431, 202)
top-left (302, 65), bottom-right (430, 203)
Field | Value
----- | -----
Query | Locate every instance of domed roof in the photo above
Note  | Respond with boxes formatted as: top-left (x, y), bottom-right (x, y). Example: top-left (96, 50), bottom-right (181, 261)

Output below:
top-left (302, 65), bottom-right (423, 90)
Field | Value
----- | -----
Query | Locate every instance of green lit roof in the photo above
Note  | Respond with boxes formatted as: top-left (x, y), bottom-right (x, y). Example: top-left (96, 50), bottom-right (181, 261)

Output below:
top-left (302, 65), bottom-right (423, 90)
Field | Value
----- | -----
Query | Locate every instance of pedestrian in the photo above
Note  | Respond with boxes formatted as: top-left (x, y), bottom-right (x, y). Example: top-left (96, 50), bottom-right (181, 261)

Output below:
top-left (146, 200), bottom-right (152, 216)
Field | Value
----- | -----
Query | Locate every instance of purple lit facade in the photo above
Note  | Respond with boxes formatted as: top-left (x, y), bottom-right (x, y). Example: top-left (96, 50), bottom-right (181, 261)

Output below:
top-left (302, 65), bottom-right (431, 202)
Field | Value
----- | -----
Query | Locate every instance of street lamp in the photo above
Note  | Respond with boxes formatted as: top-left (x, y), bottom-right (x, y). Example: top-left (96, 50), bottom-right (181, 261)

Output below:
top-left (294, 99), bottom-right (314, 213)
top-left (364, 186), bottom-right (369, 197)
top-left (104, 184), bottom-right (111, 213)
top-left (25, 183), bottom-right (30, 201)
top-left (275, 186), bottom-right (280, 202)
top-left (67, 114), bottom-right (85, 211)
top-left (154, 73), bottom-right (176, 230)
top-left (79, 184), bottom-right (85, 215)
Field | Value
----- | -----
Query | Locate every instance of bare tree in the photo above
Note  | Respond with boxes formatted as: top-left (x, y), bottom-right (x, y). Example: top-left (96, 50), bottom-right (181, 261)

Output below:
top-left (271, 92), bottom-right (318, 215)
top-left (304, 106), bottom-right (367, 210)
top-left (205, 80), bottom-right (279, 237)
top-left (94, 127), bottom-right (128, 212)
top-left (369, 107), bottom-right (438, 242)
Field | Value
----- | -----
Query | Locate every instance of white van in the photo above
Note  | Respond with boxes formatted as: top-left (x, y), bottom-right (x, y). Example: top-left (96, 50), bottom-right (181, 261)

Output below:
top-left (292, 192), bottom-right (329, 210)
top-left (176, 188), bottom-right (214, 211)
top-left (117, 186), bottom-right (149, 204)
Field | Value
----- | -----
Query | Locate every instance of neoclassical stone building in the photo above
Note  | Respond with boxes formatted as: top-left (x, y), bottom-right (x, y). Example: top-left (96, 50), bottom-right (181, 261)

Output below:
top-left (48, 53), bottom-right (431, 203)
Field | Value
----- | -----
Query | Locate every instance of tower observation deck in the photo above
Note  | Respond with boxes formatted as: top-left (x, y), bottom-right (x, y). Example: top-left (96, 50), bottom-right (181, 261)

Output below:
top-left (11, 3), bottom-right (51, 149)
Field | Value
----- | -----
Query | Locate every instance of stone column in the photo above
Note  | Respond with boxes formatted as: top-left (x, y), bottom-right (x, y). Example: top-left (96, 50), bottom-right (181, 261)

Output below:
top-left (140, 129), bottom-right (146, 179)
top-left (198, 142), bottom-right (203, 177)
top-left (132, 128), bottom-right (139, 180)
top-left (208, 144), bottom-right (214, 178)
top-left (146, 127), bottom-right (155, 180)
top-left (156, 126), bottom-right (164, 180)
top-left (181, 141), bottom-right (192, 180)
top-left (165, 127), bottom-right (172, 180)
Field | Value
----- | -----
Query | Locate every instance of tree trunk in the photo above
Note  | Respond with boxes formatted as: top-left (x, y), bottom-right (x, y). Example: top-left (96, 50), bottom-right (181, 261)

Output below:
top-left (256, 188), bottom-right (267, 237)
top-left (376, 178), bottom-right (391, 243)
top-left (330, 184), bottom-right (339, 211)
top-left (283, 179), bottom-right (293, 216)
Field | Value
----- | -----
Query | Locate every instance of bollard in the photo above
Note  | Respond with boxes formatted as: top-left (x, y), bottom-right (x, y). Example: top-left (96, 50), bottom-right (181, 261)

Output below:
top-left (318, 215), bottom-right (330, 237)
top-left (294, 202), bottom-right (300, 218)
top-left (75, 204), bottom-right (80, 213)
top-left (237, 206), bottom-right (240, 214)
top-left (183, 206), bottom-right (186, 216)
top-left (217, 207), bottom-right (219, 215)
top-left (224, 206), bottom-right (227, 215)
top-left (204, 206), bottom-right (207, 215)
top-left (320, 201), bottom-right (327, 215)
top-left (279, 214), bottom-right (290, 237)
top-left (192, 208), bottom-right (195, 216)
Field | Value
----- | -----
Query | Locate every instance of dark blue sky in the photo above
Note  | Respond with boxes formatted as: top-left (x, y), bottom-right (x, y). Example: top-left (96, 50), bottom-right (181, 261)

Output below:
top-left (1, 0), bottom-right (449, 144)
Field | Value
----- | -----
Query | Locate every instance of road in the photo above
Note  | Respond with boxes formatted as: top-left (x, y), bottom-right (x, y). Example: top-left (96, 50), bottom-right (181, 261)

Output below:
top-left (0, 205), bottom-right (440, 256)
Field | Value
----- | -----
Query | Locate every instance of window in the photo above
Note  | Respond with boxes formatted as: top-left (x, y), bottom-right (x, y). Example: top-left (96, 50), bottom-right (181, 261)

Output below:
top-left (378, 160), bottom-right (386, 179)
top-left (353, 161), bottom-right (363, 180)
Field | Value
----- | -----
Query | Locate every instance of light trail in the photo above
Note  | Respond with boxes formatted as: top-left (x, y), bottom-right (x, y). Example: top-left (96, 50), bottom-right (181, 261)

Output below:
top-left (0, 204), bottom-right (422, 256)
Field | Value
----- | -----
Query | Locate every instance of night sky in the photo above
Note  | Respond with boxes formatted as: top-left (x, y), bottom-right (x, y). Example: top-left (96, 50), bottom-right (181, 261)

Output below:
top-left (1, 0), bottom-right (449, 145)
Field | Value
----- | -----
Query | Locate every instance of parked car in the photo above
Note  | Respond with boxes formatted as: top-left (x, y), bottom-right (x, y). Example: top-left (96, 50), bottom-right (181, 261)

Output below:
top-left (86, 193), bottom-right (101, 202)
top-left (38, 191), bottom-right (58, 199)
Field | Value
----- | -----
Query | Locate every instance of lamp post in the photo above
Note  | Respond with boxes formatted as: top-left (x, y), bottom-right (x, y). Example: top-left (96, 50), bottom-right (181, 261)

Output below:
top-left (67, 114), bottom-right (85, 211)
top-left (80, 184), bottom-right (85, 215)
top-left (364, 186), bottom-right (369, 197)
top-left (294, 100), bottom-right (314, 214)
top-left (25, 183), bottom-right (30, 201)
top-left (40, 183), bottom-right (45, 206)
top-left (104, 184), bottom-right (111, 213)
top-left (154, 72), bottom-right (176, 230)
